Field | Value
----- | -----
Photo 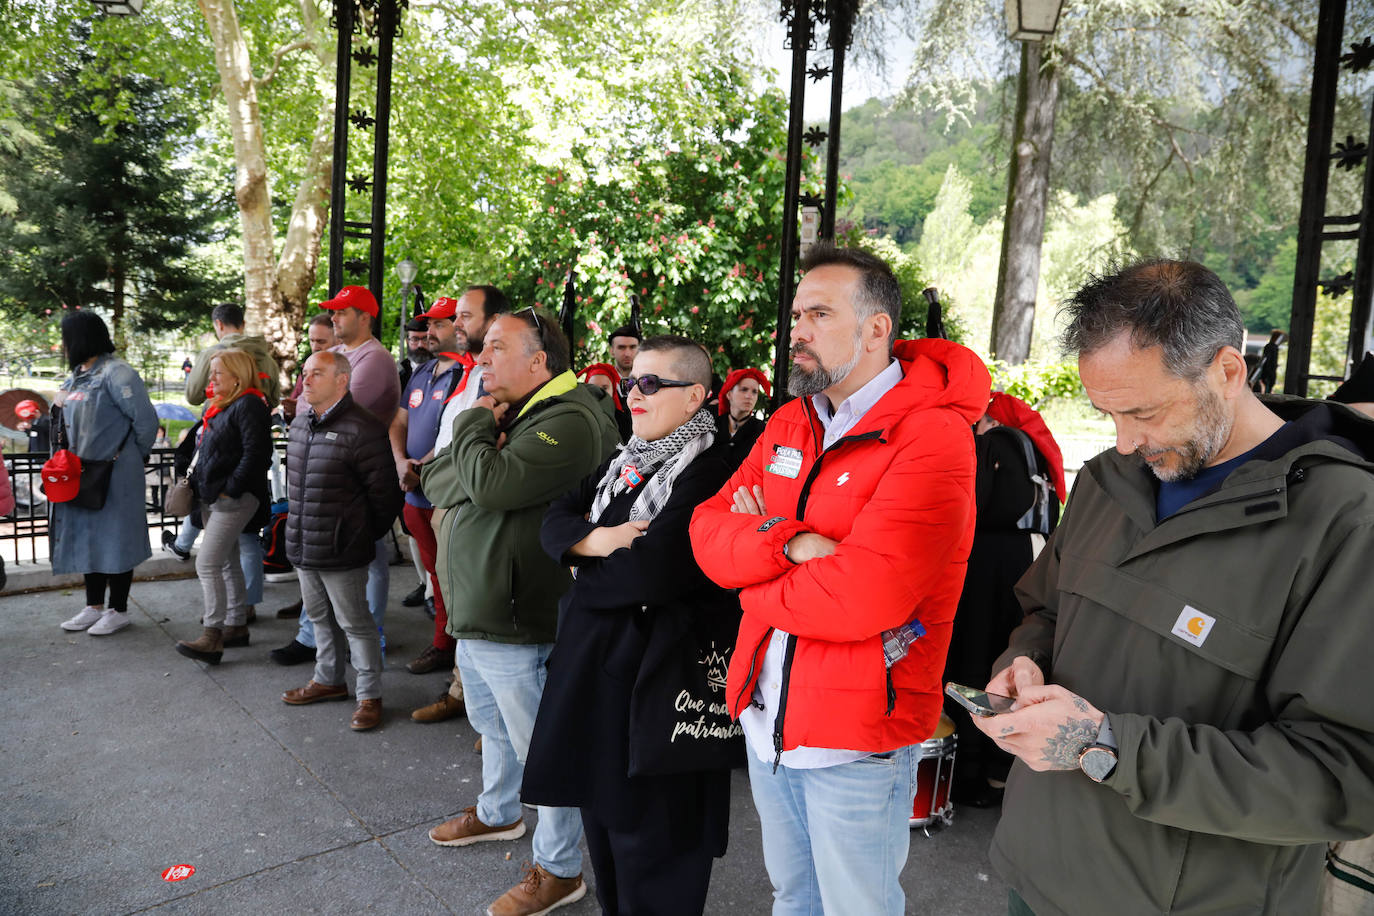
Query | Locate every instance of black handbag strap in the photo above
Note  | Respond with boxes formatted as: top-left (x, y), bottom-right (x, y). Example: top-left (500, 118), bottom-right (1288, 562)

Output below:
top-left (54, 403), bottom-right (134, 460)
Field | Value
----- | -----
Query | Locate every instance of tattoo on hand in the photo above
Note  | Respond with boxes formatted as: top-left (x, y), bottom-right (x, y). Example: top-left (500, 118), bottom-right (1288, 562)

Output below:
top-left (1041, 718), bottom-right (1098, 769)
top-left (1000, 725), bottom-right (1015, 736)
top-left (1072, 696), bottom-right (1089, 713)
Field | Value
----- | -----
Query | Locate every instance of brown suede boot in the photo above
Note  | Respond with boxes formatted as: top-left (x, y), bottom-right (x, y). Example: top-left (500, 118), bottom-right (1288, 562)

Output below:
top-left (222, 625), bottom-right (250, 648)
top-left (176, 627), bottom-right (224, 665)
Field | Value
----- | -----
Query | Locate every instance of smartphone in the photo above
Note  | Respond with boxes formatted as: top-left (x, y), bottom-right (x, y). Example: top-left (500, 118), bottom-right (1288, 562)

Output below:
top-left (945, 682), bottom-right (1017, 717)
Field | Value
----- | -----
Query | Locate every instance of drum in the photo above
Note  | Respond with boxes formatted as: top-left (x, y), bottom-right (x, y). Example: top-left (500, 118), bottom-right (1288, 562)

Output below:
top-left (909, 712), bottom-right (956, 830)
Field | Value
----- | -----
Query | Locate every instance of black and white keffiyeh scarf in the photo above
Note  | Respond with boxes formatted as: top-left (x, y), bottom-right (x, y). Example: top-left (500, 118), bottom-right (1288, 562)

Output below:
top-left (588, 407), bottom-right (716, 524)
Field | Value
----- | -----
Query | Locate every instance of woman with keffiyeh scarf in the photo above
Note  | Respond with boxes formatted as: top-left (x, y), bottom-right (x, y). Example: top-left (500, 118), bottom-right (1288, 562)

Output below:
top-left (176, 348), bottom-right (273, 665)
top-left (523, 336), bottom-right (744, 916)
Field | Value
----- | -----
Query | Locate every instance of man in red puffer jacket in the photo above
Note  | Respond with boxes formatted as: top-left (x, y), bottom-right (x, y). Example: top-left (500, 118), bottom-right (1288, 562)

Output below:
top-left (690, 244), bottom-right (989, 915)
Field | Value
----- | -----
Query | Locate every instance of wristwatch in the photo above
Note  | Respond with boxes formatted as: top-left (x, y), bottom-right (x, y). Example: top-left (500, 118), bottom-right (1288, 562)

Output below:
top-left (1077, 715), bottom-right (1118, 783)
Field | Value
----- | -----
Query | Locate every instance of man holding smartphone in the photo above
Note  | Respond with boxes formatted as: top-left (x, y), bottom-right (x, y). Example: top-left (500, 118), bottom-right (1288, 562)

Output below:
top-left (976, 260), bottom-right (1374, 915)
top-left (691, 245), bottom-right (989, 915)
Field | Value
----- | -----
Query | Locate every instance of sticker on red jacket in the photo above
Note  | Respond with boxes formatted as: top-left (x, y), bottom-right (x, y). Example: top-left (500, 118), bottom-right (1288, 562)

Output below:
top-left (408, 389), bottom-right (423, 408)
top-left (621, 464), bottom-right (644, 488)
top-left (766, 445), bottom-right (802, 478)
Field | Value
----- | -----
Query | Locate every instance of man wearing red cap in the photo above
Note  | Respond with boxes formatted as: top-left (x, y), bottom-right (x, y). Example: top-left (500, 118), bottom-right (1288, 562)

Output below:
top-left (271, 284), bottom-right (401, 667)
top-left (15, 399), bottom-right (50, 454)
top-left (715, 367), bottom-right (769, 470)
top-left (391, 296), bottom-right (466, 680)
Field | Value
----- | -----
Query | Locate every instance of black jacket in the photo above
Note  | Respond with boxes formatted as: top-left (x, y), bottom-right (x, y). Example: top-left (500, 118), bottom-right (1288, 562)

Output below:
top-left (284, 393), bottom-right (402, 570)
top-left (522, 438), bottom-right (740, 851)
top-left (715, 412), bottom-right (765, 471)
top-left (192, 394), bottom-right (272, 529)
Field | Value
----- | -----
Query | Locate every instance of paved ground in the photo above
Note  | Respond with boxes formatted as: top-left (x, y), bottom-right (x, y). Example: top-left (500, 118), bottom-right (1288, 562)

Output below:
top-left (0, 560), bottom-right (1009, 915)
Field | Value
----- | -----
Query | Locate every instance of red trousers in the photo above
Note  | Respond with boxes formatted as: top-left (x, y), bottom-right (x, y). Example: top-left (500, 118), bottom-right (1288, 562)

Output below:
top-left (403, 502), bottom-right (455, 651)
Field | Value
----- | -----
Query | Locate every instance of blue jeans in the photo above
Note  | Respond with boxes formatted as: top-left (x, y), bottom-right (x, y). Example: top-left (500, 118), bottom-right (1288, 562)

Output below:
top-left (176, 516), bottom-right (264, 606)
top-left (457, 639), bottom-right (583, 879)
top-left (746, 744), bottom-right (918, 916)
top-left (296, 536), bottom-right (387, 649)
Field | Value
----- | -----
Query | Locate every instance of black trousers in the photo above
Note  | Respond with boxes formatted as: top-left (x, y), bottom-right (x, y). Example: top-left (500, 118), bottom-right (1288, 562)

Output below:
top-left (580, 799), bottom-right (715, 916)
top-left (85, 571), bottom-right (133, 612)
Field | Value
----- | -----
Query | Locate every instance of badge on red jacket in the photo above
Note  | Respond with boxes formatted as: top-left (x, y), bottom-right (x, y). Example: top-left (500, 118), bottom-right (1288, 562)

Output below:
top-left (766, 445), bottom-right (803, 479)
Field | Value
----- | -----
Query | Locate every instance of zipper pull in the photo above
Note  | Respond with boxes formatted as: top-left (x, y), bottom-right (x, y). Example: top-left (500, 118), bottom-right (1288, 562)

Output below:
top-left (885, 669), bottom-right (896, 716)
top-left (772, 734), bottom-right (784, 774)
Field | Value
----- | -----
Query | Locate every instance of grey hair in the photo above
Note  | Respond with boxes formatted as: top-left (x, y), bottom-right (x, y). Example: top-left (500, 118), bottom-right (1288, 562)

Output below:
top-left (799, 243), bottom-right (902, 350)
top-left (310, 350), bottom-right (352, 378)
top-left (1059, 259), bottom-right (1244, 380)
top-left (637, 335), bottom-right (713, 391)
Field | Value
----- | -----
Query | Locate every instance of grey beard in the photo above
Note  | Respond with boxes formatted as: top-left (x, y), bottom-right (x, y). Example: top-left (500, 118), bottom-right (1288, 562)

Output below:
top-left (788, 346), bottom-right (862, 398)
top-left (1141, 385), bottom-right (1233, 482)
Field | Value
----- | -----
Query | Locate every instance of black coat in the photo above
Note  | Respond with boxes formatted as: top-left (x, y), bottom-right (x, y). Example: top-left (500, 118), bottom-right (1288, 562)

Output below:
top-left (522, 437), bottom-right (739, 854)
top-left (191, 394), bottom-right (272, 530)
top-left (943, 426), bottom-right (1058, 784)
top-left (715, 412), bottom-right (765, 471)
top-left (284, 393), bottom-right (402, 570)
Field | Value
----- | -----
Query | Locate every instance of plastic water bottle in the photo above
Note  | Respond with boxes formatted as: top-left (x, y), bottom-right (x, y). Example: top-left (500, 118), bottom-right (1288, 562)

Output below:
top-left (880, 619), bottom-right (926, 667)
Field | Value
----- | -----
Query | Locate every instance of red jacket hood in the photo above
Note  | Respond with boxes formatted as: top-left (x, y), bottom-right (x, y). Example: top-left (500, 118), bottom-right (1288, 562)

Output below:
top-left (857, 338), bottom-right (990, 430)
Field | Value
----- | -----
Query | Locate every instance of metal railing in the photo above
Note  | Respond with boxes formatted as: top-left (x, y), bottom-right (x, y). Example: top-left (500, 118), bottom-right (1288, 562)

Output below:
top-left (1, 442), bottom-right (287, 565)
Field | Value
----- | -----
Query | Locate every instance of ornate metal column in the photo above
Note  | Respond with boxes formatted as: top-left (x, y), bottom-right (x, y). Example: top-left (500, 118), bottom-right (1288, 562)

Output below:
top-left (326, 0), bottom-right (403, 335)
top-left (769, 0), bottom-right (859, 409)
top-left (1284, 0), bottom-right (1372, 395)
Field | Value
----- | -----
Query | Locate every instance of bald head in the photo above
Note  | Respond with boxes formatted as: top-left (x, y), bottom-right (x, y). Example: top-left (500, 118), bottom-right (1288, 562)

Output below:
top-left (302, 351), bottom-right (352, 412)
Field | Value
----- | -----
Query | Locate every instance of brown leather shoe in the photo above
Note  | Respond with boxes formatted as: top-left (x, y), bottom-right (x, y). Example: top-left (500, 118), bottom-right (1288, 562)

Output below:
top-left (275, 599), bottom-right (303, 619)
top-left (350, 698), bottom-right (382, 731)
top-left (245, 605), bottom-right (257, 624)
top-left (411, 693), bottom-right (466, 723)
top-left (486, 863), bottom-right (586, 916)
top-left (428, 806), bottom-right (525, 847)
top-left (406, 644), bottom-right (455, 675)
top-left (282, 680), bottom-right (348, 705)
top-left (222, 625), bottom-right (250, 648)
top-left (475, 735), bottom-right (483, 753)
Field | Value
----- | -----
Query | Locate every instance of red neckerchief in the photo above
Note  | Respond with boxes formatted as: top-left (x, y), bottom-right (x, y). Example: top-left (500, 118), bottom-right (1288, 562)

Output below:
top-left (202, 387), bottom-right (268, 425)
top-left (439, 352), bottom-right (477, 402)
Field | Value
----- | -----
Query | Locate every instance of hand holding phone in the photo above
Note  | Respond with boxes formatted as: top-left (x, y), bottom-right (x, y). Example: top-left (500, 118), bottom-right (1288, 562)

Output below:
top-left (945, 682), bottom-right (1017, 717)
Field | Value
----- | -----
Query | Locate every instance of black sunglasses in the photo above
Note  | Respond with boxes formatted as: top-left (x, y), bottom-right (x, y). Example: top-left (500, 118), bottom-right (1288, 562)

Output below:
top-left (520, 306), bottom-right (544, 335)
top-left (619, 374), bottom-right (696, 397)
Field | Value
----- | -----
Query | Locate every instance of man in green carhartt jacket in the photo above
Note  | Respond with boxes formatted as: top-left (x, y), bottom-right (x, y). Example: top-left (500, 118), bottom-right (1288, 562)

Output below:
top-left (420, 308), bottom-right (618, 916)
top-left (974, 261), bottom-right (1374, 916)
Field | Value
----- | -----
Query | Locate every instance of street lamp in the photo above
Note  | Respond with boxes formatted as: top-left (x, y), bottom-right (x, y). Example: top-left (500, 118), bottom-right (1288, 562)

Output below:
top-left (88, 0), bottom-right (145, 14)
top-left (396, 259), bottom-right (417, 362)
top-left (1005, 0), bottom-right (1063, 41)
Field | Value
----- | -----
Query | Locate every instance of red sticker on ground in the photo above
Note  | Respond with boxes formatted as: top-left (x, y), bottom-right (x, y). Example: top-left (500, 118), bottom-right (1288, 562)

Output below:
top-left (161, 864), bottom-right (195, 882)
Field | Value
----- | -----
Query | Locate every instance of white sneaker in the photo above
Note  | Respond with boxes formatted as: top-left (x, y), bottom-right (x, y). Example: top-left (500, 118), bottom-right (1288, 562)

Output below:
top-left (61, 606), bottom-right (104, 631)
top-left (87, 610), bottom-right (131, 636)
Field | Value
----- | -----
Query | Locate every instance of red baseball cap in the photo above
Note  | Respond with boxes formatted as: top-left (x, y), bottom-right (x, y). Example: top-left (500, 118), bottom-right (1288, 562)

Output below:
top-left (41, 449), bottom-right (81, 503)
top-left (15, 399), bottom-right (41, 419)
top-left (418, 297), bottom-right (458, 320)
top-left (320, 285), bottom-right (379, 318)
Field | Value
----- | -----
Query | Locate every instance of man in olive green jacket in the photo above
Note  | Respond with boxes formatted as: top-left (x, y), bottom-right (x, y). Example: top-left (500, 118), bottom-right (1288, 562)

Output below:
top-left (975, 260), bottom-right (1374, 916)
top-left (420, 308), bottom-right (618, 916)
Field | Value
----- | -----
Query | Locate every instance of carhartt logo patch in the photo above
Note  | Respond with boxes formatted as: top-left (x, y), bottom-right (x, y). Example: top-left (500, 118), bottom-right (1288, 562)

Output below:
top-left (1171, 605), bottom-right (1215, 648)
top-left (537, 431), bottom-right (559, 445)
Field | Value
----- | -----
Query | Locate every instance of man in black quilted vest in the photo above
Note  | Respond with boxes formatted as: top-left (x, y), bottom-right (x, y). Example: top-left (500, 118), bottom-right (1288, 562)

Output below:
top-left (280, 351), bottom-right (402, 732)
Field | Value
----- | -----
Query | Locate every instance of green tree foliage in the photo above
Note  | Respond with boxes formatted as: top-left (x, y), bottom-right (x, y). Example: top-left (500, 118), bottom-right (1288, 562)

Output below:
top-left (837, 98), bottom-right (1004, 243)
top-left (0, 33), bottom-right (234, 340)
top-left (499, 87), bottom-right (800, 375)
